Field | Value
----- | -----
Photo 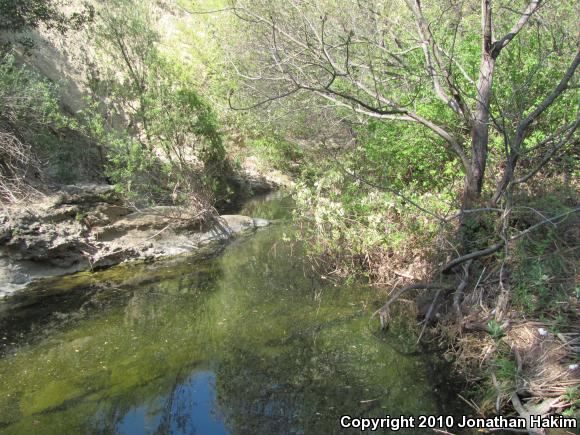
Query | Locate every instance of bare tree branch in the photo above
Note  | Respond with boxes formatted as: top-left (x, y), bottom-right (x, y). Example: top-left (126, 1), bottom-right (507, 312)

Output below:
top-left (515, 115), bottom-right (579, 184)
top-left (406, 0), bottom-right (471, 119)
top-left (492, 50), bottom-right (580, 203)
top-left (442, 206), bottom-right (580, 273)
top-left (492, 0), bottom-right (542, 57)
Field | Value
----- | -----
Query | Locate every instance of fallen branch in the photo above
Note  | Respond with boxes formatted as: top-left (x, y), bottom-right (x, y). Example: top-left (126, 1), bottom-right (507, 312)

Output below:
top-left (442, 242), bottom-right (504, 274)
top-left (511, 206), bottom-right (580, 241)
top-left (376, 207), bottom-right (580, 330)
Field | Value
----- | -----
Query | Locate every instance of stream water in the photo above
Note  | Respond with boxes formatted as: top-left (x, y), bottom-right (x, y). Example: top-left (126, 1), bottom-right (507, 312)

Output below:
top-left (0, 193), bottom-right (465, 434)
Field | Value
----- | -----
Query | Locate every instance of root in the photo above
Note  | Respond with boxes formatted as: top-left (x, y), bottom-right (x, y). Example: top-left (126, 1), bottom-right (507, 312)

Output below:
top-left (453, 259), bottom-right (472, 323)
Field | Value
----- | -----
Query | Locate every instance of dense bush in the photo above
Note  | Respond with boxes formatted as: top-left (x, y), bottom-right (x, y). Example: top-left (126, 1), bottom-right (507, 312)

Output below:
top-left (293, 153), bottom-right (455, 282)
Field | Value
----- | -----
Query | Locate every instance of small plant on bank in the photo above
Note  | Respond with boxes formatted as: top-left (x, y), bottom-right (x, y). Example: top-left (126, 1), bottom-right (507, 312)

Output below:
top-left (562, 386), bottom-right (579, 417)
top-left (487, 320), bottom-right (505, 341)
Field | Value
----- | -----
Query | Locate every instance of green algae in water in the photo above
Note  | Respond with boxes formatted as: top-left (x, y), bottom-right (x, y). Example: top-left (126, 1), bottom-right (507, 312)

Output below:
top-left (0, 194), bottom-right (464, 434)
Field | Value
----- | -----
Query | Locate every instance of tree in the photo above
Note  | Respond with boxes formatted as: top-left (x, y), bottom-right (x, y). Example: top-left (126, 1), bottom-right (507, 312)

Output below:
top-left (0, 0), bottom-right (93, 51)
top-left (90, 0), bottom-right (234, 207)
top-left (225, 0), bottom-right (578, 207)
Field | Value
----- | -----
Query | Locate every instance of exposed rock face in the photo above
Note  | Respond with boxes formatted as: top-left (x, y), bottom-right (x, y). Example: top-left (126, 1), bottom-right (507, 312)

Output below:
top-left (0, 185), bottom-right (269, 297)
top-left (230, 170), bottom-right (281, 198)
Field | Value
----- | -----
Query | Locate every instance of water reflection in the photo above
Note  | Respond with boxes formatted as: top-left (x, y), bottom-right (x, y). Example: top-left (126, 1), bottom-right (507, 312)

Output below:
top-left (0, 195), bottom-right (463, 434)
top-left (106, 371), bottom-right (227, 435)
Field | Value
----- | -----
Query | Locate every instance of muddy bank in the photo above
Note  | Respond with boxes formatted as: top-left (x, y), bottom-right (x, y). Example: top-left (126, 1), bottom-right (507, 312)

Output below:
top-left (0, 184), bottom-right (272, 296)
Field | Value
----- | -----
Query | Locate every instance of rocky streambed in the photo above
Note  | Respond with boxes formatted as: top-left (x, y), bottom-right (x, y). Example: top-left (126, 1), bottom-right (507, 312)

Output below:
top-left (0, 184), bottom-right (271, 296)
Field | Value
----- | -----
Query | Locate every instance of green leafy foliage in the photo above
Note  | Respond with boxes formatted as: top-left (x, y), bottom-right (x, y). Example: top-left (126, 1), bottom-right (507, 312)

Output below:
top-left (511, 196), bottom-right (577, 323)
top-left (357, 120), bottom-right (461, 193)
top-left (487, 320), bottom-right (505, 340)
top-left (247, 137), bottom-right (304, 173)
top-left (293, 149), bottom-right (455, 280)
top-left (85, 0), bottom-right (234, 207)
top-left (562, 387), bottom-right (580, 417)
top-left (0, 0), bottom-right (94, 52)
top-left (0, 54), bottom-right (65, 132)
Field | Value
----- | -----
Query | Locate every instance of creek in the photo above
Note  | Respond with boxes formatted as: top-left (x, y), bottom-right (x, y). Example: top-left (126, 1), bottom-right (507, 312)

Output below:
top-left (0, 193), bottom-right (464, 434)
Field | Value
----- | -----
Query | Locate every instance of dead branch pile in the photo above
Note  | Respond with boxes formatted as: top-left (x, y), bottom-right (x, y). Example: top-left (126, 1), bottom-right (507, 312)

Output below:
top-left (0, 130), bottom-right (42, 203)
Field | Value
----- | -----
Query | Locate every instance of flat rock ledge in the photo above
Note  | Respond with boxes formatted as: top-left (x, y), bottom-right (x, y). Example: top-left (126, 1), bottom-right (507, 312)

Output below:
top-left (0, 185), bottom-right (270, 297)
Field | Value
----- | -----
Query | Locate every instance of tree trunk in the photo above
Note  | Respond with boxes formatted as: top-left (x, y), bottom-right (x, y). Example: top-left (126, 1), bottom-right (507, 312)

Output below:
top-left (463, 0), bottom-right (495, 208)
top-left (463, 54), bottom-right (495, 207)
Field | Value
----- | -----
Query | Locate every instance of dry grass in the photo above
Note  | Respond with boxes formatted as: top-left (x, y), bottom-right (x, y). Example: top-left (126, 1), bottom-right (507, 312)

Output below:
top-left (447, 312), bottom-right (579, 415)
top-left (507, 322), bottom-right (579, 399)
